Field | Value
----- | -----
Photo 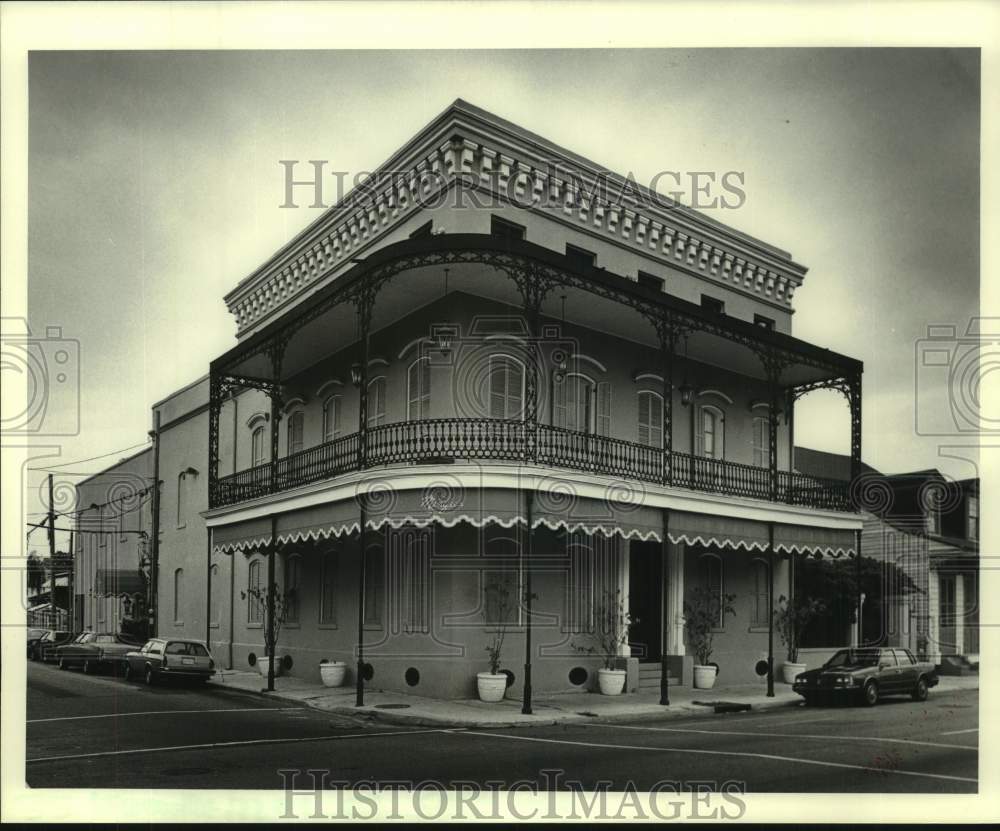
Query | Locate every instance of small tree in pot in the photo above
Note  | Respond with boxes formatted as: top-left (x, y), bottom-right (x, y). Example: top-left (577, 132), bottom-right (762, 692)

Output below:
top-left (572, 589), bottom-right (634, 695)
top-left (684, 586), bottom-right (736, 689)
top-left (478, 576), bottom-right (515, 702)
top-left (774, 594), bottom-right (826, 683)
top-left (241, 581), bottom-right (295, 689)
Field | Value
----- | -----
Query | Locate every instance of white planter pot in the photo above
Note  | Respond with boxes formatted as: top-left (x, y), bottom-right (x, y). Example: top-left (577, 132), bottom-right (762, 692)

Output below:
top-left (782, 662), bottom-right (806, 685)
top-left (320, 661), bottom-right (347, 688)
top-left (597, 668), bottom-right (626, 696)
top-left (256, 656), bottom-right (283, 677)
top-left (692, 664), bottom-right (718, 690)
top-left (477, 672), bottom-right (508, 702)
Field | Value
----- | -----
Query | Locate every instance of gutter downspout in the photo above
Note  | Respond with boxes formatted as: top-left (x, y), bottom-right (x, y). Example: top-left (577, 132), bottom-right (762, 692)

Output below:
top-left (149, 410), bottom-right (161, 637)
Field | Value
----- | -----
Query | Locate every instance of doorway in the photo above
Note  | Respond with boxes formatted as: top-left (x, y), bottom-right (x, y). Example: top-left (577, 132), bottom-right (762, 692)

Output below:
top-left (628, 541), bottom-right (662, 662)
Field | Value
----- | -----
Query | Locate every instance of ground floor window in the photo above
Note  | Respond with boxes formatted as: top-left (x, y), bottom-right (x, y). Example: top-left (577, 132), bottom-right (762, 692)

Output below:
top-left (319, 551), bottom-right (338, 625)
top-left (564, 532), bottom-right (621, 633)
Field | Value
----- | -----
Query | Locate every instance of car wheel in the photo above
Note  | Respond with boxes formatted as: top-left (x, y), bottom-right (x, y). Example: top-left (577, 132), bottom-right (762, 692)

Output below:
top-left (82, 659), bottom-right (92, 674)
top-left (802, 693), bottom-right (818, 707)
top-left (58, 656), bottom-right (67, 670)
top-left (144, 665), bottom-right (155, 687)
top-left (862, 680), bottom-right (879, 707)
top-left (123, 663), bottom-right (133, 681)
top-left (911, 676), bottom-right (929, 702)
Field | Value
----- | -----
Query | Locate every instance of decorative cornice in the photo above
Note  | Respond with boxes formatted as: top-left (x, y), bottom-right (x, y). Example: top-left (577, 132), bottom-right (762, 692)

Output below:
top-left (225, 101), bottom-right (810, 337)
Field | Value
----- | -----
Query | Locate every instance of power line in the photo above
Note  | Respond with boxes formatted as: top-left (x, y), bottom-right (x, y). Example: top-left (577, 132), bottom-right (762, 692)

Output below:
top-left (27, 439), bottom-right (151, 472)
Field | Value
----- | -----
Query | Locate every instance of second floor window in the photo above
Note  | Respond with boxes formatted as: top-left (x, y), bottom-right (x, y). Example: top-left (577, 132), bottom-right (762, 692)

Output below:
top-left (489, 355), bottom-right (524, 419)
top-left (698, 405), bottom-right (725, 460)
top-left (287, 410), bottom-right (304, 456)
top-left (554, 374), bottom-right (593, 433)
top-left (637, 391), bottom-right (663, 448)
top-left (322, 395), bottom-right (342, 443)
top-left (407, 358), bottom-right (431, 420)
top-left (367, 377), bottom-right (387, 427)
top-left (752, 415), bottom-right (770, 468)
top-left (251, 425), bottom-right (266, 467)
top-left (968, 493), bottom-right (979, 541)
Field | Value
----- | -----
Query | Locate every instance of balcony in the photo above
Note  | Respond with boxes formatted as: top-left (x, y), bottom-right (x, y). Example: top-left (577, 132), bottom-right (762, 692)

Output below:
top-left (212, 418), bottom-right (853, 513)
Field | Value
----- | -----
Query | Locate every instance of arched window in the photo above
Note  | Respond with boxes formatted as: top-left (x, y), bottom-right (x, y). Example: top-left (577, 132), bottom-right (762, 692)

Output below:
top-left (699, 553), bottom-right (724, 628)
top-left (322, 395), bottom-right (342, 443)
top-left (407, 358), bottom-right (431, 420)
top-left (697, 405), bottom-right (725, 460)
top-left (210, 564), bottom-right (221, 626)
top-left (489, 354), bottom-right (525, 420)
top-left (251, 425), bottom-right (266, 468)
top-left (287, 409), bottom-right (304, 456)
top-left (554, 374), bottom-right (594, 432)
top-left (751, 559), bottom-right (770, 627)
top-left (176, 472), bottom-right (186, 528)
top-left (247, 559), bottom-right (263, 624)
top-left (173, 568), bottom-right (183, 625)
top-left (752, 415), bottom-right (770, 468)
top-left (367, 377), bottom-right (387, 427)
top-left (637, 391), bottom-right (663, 448)
top-left (284, 554), bottom-right (301, 623)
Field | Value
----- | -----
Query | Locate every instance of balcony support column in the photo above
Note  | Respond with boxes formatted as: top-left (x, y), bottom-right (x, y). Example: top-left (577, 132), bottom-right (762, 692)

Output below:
top-left (657, 321), bottom-right (678, 486)
top-left (356, 491), bottom-right (368, 707)
top-left (354, 276), bottom-right (374, 471)
top-left (849, 373), bottom-right (863, 486)
top-left (767, 522), bottom-right (775, 698)
top-left (659, 507), bottom-right (670, 705)
top-left (265, 339), bottom-right (287, 495)
top-left (208, 372), bottom-right (222, 509)
top-left (759, 354), bottom-right (786, 503)
top-left (521, 488), bottom-right (534, 715)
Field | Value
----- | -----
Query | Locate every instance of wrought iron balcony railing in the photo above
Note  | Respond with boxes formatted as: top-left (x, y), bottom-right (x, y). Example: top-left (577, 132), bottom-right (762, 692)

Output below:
top-left (212, 417), bottom-right (854, 512)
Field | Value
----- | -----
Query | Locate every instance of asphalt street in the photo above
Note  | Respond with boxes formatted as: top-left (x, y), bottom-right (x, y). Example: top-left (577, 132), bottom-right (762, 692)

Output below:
top-left (25, 661), bottom-right (978, 794)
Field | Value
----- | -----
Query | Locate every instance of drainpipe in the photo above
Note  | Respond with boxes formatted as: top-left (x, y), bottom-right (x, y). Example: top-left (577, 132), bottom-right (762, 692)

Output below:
top-left (229, 392), bottom-right (238, 668)
top-left (766, 522), bottom-right (775, 698)
top-left (149, 409), bottom-right (161, 637)
top-left (521, 489), bottom-right (534, 715)
top-left (660, 508), bottom-right (670, 706)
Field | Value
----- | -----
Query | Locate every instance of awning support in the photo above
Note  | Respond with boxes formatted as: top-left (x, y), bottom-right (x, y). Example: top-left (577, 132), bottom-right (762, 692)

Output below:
top-left (766, 522), bottom-right (775, 698)
top-left (521, 489), bottom-right (534, 716)
top-left (356, 492), bottom-right (368, 708)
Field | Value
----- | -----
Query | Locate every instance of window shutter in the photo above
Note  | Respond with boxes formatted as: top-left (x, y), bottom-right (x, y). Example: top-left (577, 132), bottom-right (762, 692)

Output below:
top-left (596, 382), bottom-right (612, 436)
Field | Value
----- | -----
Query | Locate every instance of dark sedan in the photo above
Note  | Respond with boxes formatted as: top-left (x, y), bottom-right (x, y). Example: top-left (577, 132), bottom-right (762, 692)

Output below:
top-left (33, 630), bottom-right (77, 662)
top-left (26, 628), bottom-right (48, 658)
top-left (792, 647), bottom-right (938, 706)
top-left (55, 632), bottom-right (143, 674)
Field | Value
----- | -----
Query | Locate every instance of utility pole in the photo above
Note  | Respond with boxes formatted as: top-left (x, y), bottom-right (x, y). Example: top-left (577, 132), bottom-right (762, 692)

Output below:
top-left (47, 474), bottom-right (57, 627)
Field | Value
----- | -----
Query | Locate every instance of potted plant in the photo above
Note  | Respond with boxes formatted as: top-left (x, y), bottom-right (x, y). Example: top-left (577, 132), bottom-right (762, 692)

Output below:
top-left (774, 594), bottom-right (826, 684)
top-left (319, 658), bottom-right (348, 688)
top-left (241, 581), bottom-right (295, 687)
top-left (684, 585), bottom-right (736, 689)
top-left (573, 589), bottom-right (634, 695)
top-left (478, 577), bottom-right (514, 702)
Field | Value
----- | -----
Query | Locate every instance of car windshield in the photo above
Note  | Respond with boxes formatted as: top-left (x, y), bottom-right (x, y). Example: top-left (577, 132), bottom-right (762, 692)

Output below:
top-left (825, 649), bottom-right (880, 668)
top-left (28, 628), bottom-right (46, 639)
top-left (77, 633), bottom-right (95, 643)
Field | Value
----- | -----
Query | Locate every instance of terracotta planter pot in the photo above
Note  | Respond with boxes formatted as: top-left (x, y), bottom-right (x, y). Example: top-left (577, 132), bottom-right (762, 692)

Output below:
top-left (782, 662), bottom-right (806, 685)
top-left (320, 661), bottom-right (347, 688)
top-left (692, 664), bottom-right (718, 690)
top-left (597, 668), bottom-right (626, 696)
top-left (477, 672), bottom-right (507, 702)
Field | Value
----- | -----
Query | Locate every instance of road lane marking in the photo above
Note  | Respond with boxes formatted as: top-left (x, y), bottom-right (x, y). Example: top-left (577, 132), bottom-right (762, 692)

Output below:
top-left (940, 728), bottom-right (978, 736)
top-left (26, 727), bottom-right (454, 763)
top-left (590, 723), bottom-right (976, 751)
top-left (450, 730), bottom-right (977, 785)
top-left (27, 707), bottom-right (308, 724)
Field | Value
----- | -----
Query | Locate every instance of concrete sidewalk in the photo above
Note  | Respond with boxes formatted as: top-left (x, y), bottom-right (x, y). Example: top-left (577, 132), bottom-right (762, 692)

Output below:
top-left (207, 670), bottom-right (979, 729)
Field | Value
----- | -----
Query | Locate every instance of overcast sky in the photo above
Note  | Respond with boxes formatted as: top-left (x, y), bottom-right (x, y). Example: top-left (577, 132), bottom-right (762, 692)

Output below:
top-left (24, 48), bottom-right (980, 534)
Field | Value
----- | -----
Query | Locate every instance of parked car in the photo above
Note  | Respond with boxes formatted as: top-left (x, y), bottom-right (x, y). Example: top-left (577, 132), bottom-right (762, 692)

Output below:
top-left (26, 628), bottom-right (48, 658)
top-left (124, 638), bottom-right (216, 686)
top-left (792, 647), bottom-right (938, 706)
top-left (56, 632), bottom-right (143, 674)
top-left (34, 630), bottom-right (77, 662)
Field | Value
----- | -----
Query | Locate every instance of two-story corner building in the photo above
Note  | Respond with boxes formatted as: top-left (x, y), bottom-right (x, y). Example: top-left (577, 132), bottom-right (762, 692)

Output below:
top-left (794, 447), bottom-right (980, 671)
top-left (877, 470), bottom-right (979, 670)
top-left (149, 99), bottom-right (865, 701)
top-left (72, 447), bottom-right (153, 635)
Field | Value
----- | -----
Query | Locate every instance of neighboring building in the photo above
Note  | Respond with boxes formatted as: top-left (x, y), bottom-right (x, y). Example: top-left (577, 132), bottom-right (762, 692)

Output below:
top-left (73, 448), bottom-right (153, 634)
top-left (91, 100), bottom-right (868, 699)
top-left (794, 447), bottom-right (979, 669)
